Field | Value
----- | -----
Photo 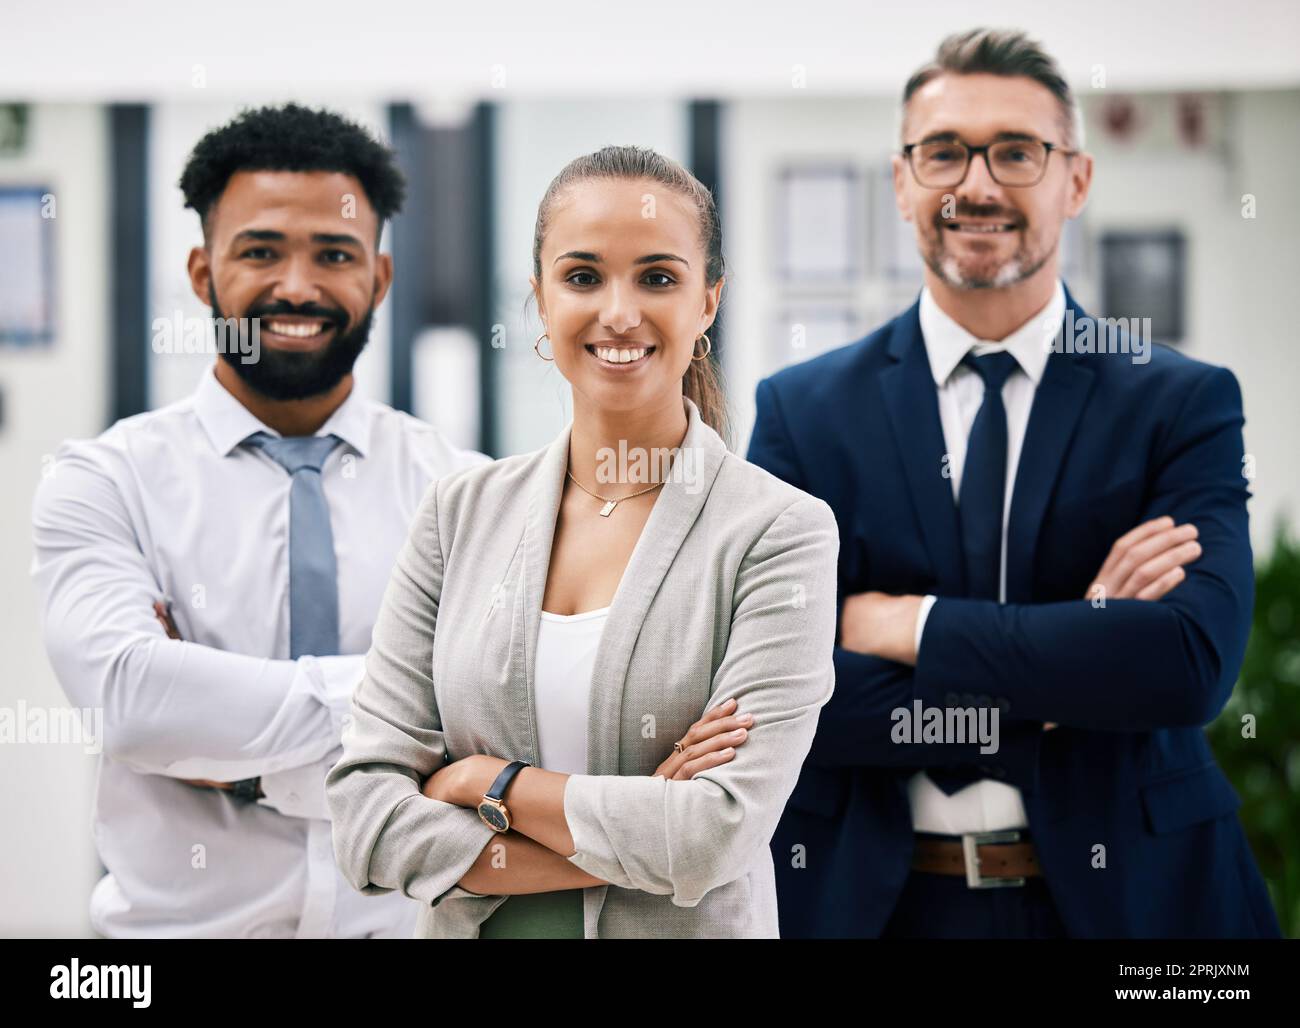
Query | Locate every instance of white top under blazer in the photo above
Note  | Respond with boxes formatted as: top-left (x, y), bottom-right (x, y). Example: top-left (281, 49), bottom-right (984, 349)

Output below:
top-left (534, 607), bottom-right (609, 776)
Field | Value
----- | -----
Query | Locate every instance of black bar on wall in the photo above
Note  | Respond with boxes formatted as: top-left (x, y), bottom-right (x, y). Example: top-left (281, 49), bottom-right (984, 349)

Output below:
top-left (388, 103), bottom-right (420, 418)
top-left (387, 102), bottom-right (497, 455)
top-left (689, 100), bottom-right (723, 360)
top-left (471, 103), bottom-right (498, 458)
top-left (109, 104), bottom-right (149, 423)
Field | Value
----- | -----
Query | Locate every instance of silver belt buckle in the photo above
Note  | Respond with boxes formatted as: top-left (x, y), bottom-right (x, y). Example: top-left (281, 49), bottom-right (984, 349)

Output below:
top-left (961, 830), bottom-right (1027, 889)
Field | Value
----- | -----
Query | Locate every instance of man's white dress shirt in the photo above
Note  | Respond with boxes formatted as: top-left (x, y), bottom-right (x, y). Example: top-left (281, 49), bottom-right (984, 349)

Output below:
top-left (909, 279), bottom-right (1065, 835)
top-left (30, 363), bottom-right (490, 937)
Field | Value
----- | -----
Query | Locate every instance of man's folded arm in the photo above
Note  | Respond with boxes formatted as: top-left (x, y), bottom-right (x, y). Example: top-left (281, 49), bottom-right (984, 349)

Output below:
top-left (30, 444), bottom-right (361, 788)
top-left (915, 366), bottom-right (1253, 732)
top-left (800, 617), bottom-right (1045, 786)
top-left (258, 747), bottom-right (346, 819)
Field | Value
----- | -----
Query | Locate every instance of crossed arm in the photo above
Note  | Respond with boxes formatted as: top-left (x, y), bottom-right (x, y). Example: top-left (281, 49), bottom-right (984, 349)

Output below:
top-left (30, 446), bottom-right (363, 818)
top-left (748, 366), bottom-right (1253, 772)
top-left (325, 483), bottom-right (839, 908)
top-left (420, 697), bottom-right (756, 895)
top-left (845, 514), bottom-right (1202, 666)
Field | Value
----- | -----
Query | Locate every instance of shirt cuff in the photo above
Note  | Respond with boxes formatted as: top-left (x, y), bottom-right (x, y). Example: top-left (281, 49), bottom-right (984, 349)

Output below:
top-left (310, 654), bottom-right (368, 735)
top-left (914, 594), bottom-right (938, 657)
top-left (258, 750), bottom-right (340, 820)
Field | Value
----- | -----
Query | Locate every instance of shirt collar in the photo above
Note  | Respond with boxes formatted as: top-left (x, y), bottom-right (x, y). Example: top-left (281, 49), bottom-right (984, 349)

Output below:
top-left (194, 362), bottom-right (373, 457)
top-left (918, 278), bottom-right (1065, 388)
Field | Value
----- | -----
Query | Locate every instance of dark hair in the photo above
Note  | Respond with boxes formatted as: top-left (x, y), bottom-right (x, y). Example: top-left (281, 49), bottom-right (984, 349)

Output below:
top-left (902, 28), bottom-right (1083, 148)
top-left (531, 145), bottom-right (731, 448)
top-left (179, 102), bottom-right (406, 243)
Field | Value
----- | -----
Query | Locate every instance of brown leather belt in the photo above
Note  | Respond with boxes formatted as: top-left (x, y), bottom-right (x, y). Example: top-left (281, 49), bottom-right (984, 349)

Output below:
top-left (912, 831), bottom-right (1042, 888)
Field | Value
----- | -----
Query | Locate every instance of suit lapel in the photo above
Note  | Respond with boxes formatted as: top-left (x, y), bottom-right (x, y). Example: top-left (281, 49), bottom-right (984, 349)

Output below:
top-left (1004, 292), bottom-right (1097, 603)
top-left (879, 302), bottom-right (967, 594)
top-left (519, 395), bottom-right (727, 776)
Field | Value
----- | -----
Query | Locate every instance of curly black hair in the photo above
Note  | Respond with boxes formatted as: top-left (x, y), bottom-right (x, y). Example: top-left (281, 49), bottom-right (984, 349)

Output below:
top-left (179, 102), bottom-right (406, 243)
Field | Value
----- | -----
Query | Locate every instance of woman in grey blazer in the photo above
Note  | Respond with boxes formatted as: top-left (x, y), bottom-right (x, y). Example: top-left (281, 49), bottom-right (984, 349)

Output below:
top-left (325, 145), bottom-right (839, 938)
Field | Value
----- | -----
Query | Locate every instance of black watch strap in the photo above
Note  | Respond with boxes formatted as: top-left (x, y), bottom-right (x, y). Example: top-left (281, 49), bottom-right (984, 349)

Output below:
top-left (484, 760), bottom-right (531, 802)
top-left (230, 777), bottom-right (261, 801)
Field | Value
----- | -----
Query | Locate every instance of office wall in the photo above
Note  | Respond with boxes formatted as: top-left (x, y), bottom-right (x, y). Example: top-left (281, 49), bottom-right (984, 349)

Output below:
top-left (0, 104), bottom-right (109, 936)
top-left (1082, 89), bottom-right (1300, 549)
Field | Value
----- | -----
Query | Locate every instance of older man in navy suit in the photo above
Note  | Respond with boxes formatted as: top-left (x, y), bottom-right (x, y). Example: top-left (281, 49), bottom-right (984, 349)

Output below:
top-left (749, 28), bottom-right (1281, 938)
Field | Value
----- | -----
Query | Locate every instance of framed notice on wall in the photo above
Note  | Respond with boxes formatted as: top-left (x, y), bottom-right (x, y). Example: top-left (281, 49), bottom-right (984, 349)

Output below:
top-left (773, 164), bottom-right (863, 284)
top-left (1100, 230), bottom-right (1185, 344)
top-left (0, 186), bottom-right (57, 346)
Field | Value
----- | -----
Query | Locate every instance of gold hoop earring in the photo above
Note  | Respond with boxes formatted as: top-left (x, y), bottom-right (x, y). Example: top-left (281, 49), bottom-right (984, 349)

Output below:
top-left (534, 332), bottom-right (554, 361)
top-left (691, 334), bottom-right (712, 361)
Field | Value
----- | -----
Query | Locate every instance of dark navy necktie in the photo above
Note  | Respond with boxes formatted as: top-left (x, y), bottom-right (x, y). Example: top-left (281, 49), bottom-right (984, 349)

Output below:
top-left (246, 431), bottom-right (343, 659)
top-left (957, 350), bottom-right (1019, 603)
top-left (929, 349), bottom-right (1019, 796)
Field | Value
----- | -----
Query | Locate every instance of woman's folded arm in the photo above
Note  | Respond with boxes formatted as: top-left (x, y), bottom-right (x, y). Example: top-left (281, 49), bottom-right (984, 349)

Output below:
top-left (546, 496), bottom-right (840, 907)
top-left (459, 829), bottom-right (608, 895)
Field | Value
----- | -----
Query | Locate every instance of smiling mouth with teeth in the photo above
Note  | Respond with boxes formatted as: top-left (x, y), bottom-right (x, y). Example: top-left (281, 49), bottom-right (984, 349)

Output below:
top-left (585, 344), bottom-right (656, 365)
top-left (263, 320), bottom-right (333, 339)
top-left (945, 222), bottom-right (1019, 233)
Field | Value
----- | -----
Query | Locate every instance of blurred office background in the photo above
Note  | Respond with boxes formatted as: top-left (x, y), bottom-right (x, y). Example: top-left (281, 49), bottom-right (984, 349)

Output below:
top-left (2, 0), bottom-right (1297, 935)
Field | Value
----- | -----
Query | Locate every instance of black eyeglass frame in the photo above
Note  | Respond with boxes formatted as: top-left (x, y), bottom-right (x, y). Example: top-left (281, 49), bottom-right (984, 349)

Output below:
top-left (901, 138), bottom-right (1079, 188)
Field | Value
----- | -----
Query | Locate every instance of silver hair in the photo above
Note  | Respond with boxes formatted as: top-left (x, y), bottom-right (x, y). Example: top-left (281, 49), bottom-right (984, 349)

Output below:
top-left (899, 28), bottom-right (1085, 150)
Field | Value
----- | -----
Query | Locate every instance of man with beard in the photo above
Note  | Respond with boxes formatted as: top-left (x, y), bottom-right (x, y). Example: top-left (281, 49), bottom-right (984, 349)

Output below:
top-left (31, 103), bottom-right (490, 938)
top-left (749, 29), bottom-right (1280, 938)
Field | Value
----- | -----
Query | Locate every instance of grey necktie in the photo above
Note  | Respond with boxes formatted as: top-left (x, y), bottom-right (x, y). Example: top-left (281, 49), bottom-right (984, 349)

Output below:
top-left (246, 431), bottom-right (343, 659)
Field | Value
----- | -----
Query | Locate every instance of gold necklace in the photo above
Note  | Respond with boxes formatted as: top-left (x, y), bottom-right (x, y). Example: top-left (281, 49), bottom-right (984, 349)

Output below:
top-left (565, 468), bottom-right (665, 517)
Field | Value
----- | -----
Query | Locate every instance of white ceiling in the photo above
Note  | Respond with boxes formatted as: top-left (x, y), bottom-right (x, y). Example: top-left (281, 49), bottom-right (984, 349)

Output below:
top-left (4, 0), bottom-right (1298, 100)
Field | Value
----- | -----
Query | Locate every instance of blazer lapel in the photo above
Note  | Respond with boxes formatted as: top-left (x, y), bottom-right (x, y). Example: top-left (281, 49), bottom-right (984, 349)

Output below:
top-left (519, 395), bottom-right (727, 776)
top-left (516, 396), bottom-right (726, 938)
top-left (879, 302), bottom-right (967, 594)
top-left (1004, 290), bottom-right (1097, 603)
top-left (518, 422), bottom-right (570, 767)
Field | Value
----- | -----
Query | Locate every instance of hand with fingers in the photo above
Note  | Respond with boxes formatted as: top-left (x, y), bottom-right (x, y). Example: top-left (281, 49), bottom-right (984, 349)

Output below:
top-left (652, 696), bottom-right (753, 781)
top-left (153, 600), bottom-right (181, 640)
top-left (1086, 514), bottom-right (1201, 604)
top-left (1042, 515), bottom-right (1202, 733)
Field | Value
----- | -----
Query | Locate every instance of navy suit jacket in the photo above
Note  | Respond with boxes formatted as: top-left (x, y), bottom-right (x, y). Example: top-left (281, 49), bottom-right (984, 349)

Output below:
top-left (747, 287), bottom-right (1281, 938)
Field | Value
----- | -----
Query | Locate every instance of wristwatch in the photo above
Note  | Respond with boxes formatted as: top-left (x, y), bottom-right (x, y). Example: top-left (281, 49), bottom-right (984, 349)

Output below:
top-left (230, 777), bottom-right (262, 801)
top-left (477, 760), bottom-right (531, 832)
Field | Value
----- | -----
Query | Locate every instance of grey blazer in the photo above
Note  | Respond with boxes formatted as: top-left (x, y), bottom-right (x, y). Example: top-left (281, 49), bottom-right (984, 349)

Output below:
top-left (324, 395), bottom-right (839, 938)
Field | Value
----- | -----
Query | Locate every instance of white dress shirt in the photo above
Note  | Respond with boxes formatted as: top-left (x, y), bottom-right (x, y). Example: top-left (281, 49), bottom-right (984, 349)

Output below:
top-left (30, 363), bottom-right (490, 937)
top-left (908, 279), bottom-right (1065, 835)
top-left (534, 607), bottom-right (608, 776)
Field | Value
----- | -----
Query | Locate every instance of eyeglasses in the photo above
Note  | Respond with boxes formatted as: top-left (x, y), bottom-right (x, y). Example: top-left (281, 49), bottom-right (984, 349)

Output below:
top-left (901, 138), bottom-right (1078, 188)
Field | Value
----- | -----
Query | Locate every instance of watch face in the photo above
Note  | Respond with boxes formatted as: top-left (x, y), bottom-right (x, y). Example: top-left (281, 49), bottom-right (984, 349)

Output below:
top-left (478, 802), bottom-right (508, 832)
